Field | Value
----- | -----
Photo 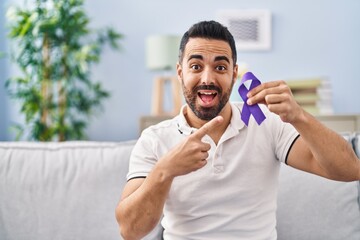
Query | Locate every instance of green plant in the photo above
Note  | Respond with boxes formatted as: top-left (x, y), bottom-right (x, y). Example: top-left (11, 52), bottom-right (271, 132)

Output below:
top-left (5, 0), bottom-right (122, 141)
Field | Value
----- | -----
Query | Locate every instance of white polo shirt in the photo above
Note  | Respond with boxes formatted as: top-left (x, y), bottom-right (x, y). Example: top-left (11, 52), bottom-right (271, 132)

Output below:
top-left (128, 102), bottom-right (299, 240)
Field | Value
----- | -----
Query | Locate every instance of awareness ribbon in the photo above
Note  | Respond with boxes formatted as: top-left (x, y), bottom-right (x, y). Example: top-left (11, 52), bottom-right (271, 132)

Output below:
top-left (238, 72), bottom-right (266, 126)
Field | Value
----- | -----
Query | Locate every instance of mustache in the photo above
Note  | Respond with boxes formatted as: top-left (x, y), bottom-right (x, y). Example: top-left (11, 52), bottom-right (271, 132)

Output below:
top-left (193, 84), bottom-right (221, 93)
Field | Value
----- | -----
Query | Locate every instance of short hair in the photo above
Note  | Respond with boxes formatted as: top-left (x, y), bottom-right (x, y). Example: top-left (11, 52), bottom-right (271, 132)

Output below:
top-left (178, 20), bottom-right (237, 66)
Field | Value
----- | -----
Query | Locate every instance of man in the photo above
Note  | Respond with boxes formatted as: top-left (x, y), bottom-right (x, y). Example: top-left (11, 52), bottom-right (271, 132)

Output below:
top-left (115, 20), bottom-right (360, 240)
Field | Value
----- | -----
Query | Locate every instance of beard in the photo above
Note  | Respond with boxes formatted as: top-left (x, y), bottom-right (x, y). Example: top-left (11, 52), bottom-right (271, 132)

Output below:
top-left (182, 80), bottom-right (233, 121)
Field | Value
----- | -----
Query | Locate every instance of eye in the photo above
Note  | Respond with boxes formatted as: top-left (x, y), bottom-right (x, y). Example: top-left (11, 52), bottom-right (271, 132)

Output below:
top-left (191, 64), bottom-right (201, 70)
top-left (216, 65), bottom-right (227, 71)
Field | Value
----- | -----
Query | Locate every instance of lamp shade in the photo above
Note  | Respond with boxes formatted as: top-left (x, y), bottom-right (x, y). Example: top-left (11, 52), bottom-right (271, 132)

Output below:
top-left (146, 35), bottom-right (181, 70)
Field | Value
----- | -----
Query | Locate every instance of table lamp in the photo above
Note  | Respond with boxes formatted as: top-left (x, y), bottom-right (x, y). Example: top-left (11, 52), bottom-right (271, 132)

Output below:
top-left (146, 35), bottom-right (182, 116)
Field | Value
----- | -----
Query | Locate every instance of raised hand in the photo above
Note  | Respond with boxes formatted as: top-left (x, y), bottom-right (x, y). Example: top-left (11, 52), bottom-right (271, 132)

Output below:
top-left (158, 116), bottom-right (223, 178)
top-left (246, 80), bottom-right (304, 123)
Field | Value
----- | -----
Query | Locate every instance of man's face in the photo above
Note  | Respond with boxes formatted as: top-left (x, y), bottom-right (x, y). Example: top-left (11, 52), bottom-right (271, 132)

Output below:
top-left (177, 38), bottom-right (238, 120)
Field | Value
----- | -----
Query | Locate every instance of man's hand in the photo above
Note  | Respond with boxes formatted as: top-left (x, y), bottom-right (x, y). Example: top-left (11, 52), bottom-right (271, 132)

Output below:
top-left (158, 116), bottom-right (223, 178)
top-left (246, 80), bottom-right (304, 123)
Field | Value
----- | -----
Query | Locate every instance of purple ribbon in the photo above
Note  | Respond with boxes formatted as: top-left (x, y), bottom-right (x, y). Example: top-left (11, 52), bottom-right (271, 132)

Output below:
top-left (238, 72), bottom-right (266, 126)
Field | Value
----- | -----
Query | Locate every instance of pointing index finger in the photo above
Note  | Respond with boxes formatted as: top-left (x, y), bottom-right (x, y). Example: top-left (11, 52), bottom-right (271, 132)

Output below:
top-left (193, 116), bottom-right (223, 139)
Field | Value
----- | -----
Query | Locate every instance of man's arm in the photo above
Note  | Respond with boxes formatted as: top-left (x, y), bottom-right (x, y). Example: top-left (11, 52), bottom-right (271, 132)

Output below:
top-left (286, 111), bottom-right (360, 181)
top-left (115, 167), bottom-right (173, 240)
top-left (247, 80), bottom-right (360, 181)
top-left (115, 116), bottom-right (223, 239)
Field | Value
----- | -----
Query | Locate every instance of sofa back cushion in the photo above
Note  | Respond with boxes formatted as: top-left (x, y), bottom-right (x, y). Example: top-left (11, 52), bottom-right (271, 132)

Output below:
top-left (353, 132), bottom-right (360, 158)
top-left (277, 165), bottom-right (360, 240)
top-left (0, 141), bottom-right (135, 240)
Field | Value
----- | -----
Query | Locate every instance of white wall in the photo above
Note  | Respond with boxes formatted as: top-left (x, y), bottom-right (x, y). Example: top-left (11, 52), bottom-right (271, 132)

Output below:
top-left (1, 0), bottom-right (360, 141)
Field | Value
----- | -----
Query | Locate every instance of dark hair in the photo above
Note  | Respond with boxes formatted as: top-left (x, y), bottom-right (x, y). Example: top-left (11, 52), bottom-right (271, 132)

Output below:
top-left (178, 20), bottom-right (237, 66)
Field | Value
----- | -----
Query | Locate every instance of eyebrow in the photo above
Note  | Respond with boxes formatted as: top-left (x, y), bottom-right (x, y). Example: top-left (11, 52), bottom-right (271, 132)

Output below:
top-left (187, 54), bottom-right (203, 62)
top-left (187, 54), bottom-right (230, 64)
top-left (214, 56), bottom-right (230, 64)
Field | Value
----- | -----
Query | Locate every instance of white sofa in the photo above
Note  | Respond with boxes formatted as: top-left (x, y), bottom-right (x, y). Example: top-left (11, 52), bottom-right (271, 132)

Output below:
top-left (0, 135), bottom-right (359, 240)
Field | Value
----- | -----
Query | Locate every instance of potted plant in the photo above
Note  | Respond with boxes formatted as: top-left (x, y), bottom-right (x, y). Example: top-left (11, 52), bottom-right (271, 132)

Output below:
top-left (5, 0), bottom-right (122, 141)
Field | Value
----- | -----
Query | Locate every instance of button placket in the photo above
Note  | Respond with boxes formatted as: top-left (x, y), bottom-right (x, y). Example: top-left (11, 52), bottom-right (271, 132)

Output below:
top-left (213, 144), bottom-right (224, 174)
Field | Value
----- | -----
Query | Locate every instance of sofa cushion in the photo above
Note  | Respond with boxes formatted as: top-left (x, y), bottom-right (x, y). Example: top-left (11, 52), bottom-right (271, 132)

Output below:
top-left (0, 141), bottom-right (135, 240)
top-left (353, 133), bottom-right (360, 158)
top-left (277, 165), bottom-right (360, 240)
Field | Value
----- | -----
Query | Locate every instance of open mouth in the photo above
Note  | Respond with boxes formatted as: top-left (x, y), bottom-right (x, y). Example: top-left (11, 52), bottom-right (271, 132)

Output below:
top-left (198, 90), bottom-right (218, 104)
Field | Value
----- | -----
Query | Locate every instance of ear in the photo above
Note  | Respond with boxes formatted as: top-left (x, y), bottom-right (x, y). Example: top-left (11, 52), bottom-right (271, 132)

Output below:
top-left (176, 62), bottom-right (183, 82)
top-left (232, 64), bottom-right (239, 85)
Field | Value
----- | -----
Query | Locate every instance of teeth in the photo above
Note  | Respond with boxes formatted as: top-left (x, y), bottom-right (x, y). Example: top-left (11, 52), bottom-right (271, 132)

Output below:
top-left (199, 92), bottom-right (216, 95)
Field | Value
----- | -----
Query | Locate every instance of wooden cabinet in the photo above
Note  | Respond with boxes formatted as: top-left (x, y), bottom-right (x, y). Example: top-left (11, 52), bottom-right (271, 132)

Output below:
top-left (139, 115), bottom-right (173, 134)
top-left (314, 115), bottom-right (360, 133)
top-left (139, 114), bottom-right (360, 135)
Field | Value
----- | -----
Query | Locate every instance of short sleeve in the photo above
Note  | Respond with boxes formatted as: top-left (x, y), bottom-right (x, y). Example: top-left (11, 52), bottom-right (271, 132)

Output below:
top-left (127, 129), bottom-right (158, 181)
top-left (267, 111), bottom-right (300, 163)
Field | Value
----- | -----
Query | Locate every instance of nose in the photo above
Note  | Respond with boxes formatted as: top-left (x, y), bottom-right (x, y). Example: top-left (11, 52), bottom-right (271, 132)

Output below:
top-left (201, 67), bottom-right (215, 85)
